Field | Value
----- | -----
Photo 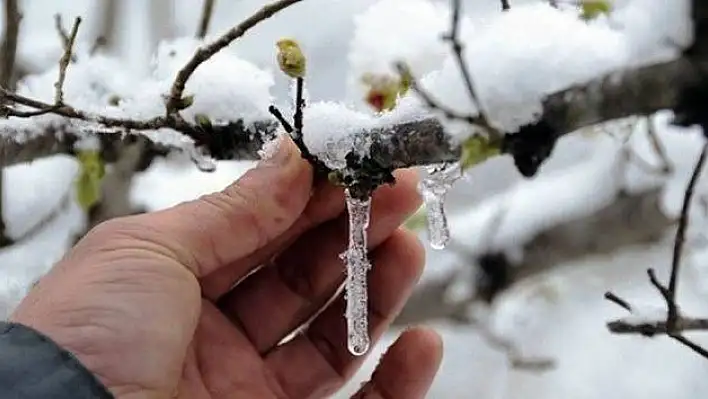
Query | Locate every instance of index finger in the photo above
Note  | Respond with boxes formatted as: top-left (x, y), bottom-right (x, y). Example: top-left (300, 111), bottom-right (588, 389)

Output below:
top-left (107, 136), bottom-right (314, 277)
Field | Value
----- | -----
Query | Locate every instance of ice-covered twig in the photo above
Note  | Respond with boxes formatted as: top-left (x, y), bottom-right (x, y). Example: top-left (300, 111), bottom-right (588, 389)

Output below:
top-left (605, 143), bottom-right (708, 360)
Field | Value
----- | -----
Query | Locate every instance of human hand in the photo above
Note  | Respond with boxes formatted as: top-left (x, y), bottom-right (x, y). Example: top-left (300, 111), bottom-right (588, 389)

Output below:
top-left (11, 137), bottom-right (442, 398)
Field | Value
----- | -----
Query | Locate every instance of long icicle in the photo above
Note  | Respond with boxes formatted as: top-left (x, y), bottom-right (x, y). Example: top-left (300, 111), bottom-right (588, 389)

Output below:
top-left (340, 188), bottom-right (372, 356)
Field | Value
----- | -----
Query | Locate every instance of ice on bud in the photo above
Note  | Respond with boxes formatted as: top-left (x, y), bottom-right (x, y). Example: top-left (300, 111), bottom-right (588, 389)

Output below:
top-left (339, 188), bottom-right (372, 356)
top-left (419, 162), bottom-right (462, 249)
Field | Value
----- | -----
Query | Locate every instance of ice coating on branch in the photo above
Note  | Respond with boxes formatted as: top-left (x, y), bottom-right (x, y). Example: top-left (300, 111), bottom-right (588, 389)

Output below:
top-left (339, 188), bottom-right (372, 356)
top-left (419, 162), bottom-right (463, 250)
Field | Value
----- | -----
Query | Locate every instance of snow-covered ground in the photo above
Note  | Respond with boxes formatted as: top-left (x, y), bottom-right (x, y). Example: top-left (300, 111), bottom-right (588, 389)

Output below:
top-left (2, 0), bottom-right (707, 397)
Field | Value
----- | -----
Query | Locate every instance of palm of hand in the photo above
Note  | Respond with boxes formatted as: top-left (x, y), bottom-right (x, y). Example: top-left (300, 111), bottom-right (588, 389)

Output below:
top-left (11, 141), bottom-right (442, 399)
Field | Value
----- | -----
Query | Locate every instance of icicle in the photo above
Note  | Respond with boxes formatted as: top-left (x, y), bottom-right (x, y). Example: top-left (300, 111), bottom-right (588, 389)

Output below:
top-left (418, 162), bottom-right (462, 250)
top-left (184, 142), bottom-right (217, 172)
top-left (339, 188), bottom-right (372, 356)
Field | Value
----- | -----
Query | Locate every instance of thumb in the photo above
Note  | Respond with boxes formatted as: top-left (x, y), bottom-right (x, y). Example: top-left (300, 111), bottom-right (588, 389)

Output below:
top-left (109, 136), bottom-right (313, 277)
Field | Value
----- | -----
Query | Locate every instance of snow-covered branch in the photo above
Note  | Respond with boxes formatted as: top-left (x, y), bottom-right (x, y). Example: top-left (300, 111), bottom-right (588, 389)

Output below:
top-left (0, 56), bottom-right (693, 173)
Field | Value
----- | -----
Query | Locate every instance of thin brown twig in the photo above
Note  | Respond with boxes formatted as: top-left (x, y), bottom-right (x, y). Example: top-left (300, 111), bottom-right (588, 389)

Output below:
top-left (293, 76), bottom-right (305, 140)
top-left (604, 292), bottom-right (631, 311)
top-left (0, 0), bottom-right (21, 90)
top-left (54, 14), bottom-right (70, 50)
top-left (54, 16), bottom-right (81, 106)
top-left (165, 0), bottom-right (304, 115)
top-left (394, 62), bottom-right (481, 126)
top-left (442, 0), bottom-right (502, 141)
top-left (196, 0), bottom-right (216, 39)
top-left (605, 143), bottom-right (708, 360)
top-left (667, 142), bottom-right (707, 323)
top-left (0, 2), bottom-right (306, 147)
top-left (0, 0), bottom-right (21, 249)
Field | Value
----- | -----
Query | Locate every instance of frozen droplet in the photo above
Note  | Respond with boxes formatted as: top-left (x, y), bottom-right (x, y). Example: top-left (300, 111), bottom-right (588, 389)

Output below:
top-left (185, 142), bottom-right (217, 172)
top-left (418, 162), bottom-right (462, 249)
top-left (339, 188), bottom-right (372, 356)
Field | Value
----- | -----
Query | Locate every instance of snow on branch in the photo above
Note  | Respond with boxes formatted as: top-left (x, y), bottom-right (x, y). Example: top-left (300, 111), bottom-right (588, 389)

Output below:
top-left (605, 143), bottom-right (708, 359)
top-left (0, 56), bottom-right (694, 170)
top-left (0, 0), bottom-right (698, 183)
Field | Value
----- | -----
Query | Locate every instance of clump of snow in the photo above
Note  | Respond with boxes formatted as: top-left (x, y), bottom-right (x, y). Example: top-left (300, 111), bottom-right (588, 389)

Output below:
top-left (421, 3), bottom-right (630, 138)
top-left (0, 36), bottom-right (276, 152)
top-left (449, 136), bottom-right (626, 256)
top-left (345, 0), bottom-right (474, 110)
top-left (616, 301), bottom-right (667, 326)
top-left (3, 155), bottom-right (79, 239)
top-left (300, 96), bottom-right (430, 169)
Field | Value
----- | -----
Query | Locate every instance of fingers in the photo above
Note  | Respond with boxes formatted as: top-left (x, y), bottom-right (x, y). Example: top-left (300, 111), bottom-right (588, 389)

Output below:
top-left (263, 230), bottom-right (426, 398)
top-left (216, 170), bottom-right (421, 353)
top-left (352, 327), bottom-right (443, 399)
top-left (200, 179), bottom-right (346, 299)
top-left (93, 137), bottom-right (313, 278)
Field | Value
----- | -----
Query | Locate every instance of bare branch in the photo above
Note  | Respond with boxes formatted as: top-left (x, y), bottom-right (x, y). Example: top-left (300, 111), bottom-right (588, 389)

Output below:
top-left (667, 143), bottom-right (707, 315)
top-left (53, 14), bottom-right (70, 51)
top-left (196, 0), bottom-right (216, 39)
top-left (165, 0), bottom-right (304, 115)
top-left (605, 143), bottom-right (708, 359)
top-left (54, 16), bottom-right (81, 106)
top-left (608, 316), bottom-right (708, 335)
top-left (0, 0), bottom-right (21, 89)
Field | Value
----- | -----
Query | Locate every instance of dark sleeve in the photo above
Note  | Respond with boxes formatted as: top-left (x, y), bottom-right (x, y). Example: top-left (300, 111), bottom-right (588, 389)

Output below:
top-left (0, 321), bottom-right (114, 399)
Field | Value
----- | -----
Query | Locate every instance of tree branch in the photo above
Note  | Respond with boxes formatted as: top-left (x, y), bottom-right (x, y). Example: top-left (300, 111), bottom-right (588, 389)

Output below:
top-left (165, 0), bottom-right (304, 115)
top-left (196, 0), bottom-right (216, 39)
top-left (0, 0), bottom-right (21, 249)
top-left (605, 143), bottom-right (708, 359)
top-left (0, 0), bottom-right (20, 90)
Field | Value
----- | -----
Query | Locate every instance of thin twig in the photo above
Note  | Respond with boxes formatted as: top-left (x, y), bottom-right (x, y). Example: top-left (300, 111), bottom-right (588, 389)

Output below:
top-left (667, 142), bottom-right (708, 323)
top-left (608, 316), bottom-right (708, 335)
top-left (0, 0), bottom-right (20, 90)
top-left (196, 0), bottom-right (216, 39)
top-left (605, 143), bottom-right (708, 359)
top-left (0, 0), bottom-right (21, 249)
top-left (646, 115), bottom-right (674, 174)
top-left (671, 335), bottom-right (708, 358)
top-left (165, 0), bottom-right (304, 115)
top-left (604, 292), bottom-right (631, 311)
top-left (54, 14), bottom-right (70, 50)
top-left (293, 76), bottom-right (304, 140)
top-left (54, 16), bottom-right (81, 106)
top-left (442, 0), bottom-right (502, 140)
top-left (395, 62), bottom-right (481, 126)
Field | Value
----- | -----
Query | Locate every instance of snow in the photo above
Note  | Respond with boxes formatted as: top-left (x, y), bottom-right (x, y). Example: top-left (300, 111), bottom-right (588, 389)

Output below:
top-left (0, 0), bottom-right (707, 398)
top-left (421, 0), bottom-right (689, 140)
top-left (617, 302), bottom-right (667, 325)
